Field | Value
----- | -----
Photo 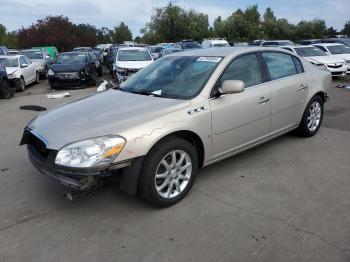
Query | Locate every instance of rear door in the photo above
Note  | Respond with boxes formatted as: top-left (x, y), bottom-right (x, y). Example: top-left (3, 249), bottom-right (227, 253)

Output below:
top-left (24, 56), bottom-right (36, 82)
top-left (209, 53), bottom-right (272, 160)
top-left (261, 52), bottom-right (308, 133)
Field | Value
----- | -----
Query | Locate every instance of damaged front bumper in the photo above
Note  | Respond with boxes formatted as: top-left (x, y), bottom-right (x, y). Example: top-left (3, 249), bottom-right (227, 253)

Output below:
top-left (22, 130), bottom-right (144, 196)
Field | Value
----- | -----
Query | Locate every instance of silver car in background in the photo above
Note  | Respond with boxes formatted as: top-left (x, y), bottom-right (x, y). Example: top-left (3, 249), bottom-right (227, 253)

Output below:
top-left (21, 47), bottom-right (331, 206)
top-left (19, 49), bottom-right (53, 79)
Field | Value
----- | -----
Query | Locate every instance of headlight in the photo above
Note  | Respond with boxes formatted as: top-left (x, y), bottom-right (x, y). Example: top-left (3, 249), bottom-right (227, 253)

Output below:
top-left (8, 71), bottom-right (19, 79)
top-left (55, 136), bottom-right (126, 168)
top-left (48, 69), bottom-right (54, 76)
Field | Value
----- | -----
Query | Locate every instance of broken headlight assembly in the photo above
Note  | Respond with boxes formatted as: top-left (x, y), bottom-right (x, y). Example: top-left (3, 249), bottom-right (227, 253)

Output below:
top-left (55, 136), bottom-right (126, 168)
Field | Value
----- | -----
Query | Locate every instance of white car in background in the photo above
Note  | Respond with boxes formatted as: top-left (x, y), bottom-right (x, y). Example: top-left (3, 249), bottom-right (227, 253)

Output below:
top-left (313, 43), bottom-right (350, 74)
top-left (281, 45), bottom-right (348, 77)
top-left (113, 47), bottom-right (154, 83)
top-left (0, 55), bottom-right (39, 91)
top-left (202, 38), bottom-right (230, 48)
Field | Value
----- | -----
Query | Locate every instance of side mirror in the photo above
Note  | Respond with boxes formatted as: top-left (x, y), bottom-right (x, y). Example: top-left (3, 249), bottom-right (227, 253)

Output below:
top-left (21, 63), bottom-right (28, 68)
top-left (219, 80), bottom-right (245, 94)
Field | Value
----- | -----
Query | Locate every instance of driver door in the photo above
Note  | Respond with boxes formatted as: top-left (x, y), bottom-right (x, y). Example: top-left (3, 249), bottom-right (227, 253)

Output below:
top-left (209, 53), bottom-right (272, 160)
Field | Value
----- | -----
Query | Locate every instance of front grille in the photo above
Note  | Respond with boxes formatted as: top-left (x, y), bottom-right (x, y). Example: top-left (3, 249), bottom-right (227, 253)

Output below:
top-left (56, 72), bottom-right (80, 79)
top-left (327, 64), bottom-right (343, 69)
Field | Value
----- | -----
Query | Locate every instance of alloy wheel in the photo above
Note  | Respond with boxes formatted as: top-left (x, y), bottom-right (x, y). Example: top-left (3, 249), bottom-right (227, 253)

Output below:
top-left (307, 101), bottom-right (322, 132)
top-left (154, 150), bottom-right (192, 199)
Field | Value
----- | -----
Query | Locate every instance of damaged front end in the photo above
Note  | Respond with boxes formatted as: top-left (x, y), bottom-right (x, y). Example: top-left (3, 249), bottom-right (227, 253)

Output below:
top-left (21, 130), bottom-right (143, 198)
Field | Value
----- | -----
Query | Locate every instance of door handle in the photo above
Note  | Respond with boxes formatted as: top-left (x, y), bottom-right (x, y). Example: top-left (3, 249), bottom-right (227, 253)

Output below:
top-left (258, 97), bottom-right (270, 104)
top-left (299, 83), bottom-right (308, 90)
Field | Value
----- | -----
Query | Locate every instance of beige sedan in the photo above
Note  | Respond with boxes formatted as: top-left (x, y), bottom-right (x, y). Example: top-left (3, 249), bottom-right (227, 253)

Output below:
top-left (22, 47), bottom-right (331, 206)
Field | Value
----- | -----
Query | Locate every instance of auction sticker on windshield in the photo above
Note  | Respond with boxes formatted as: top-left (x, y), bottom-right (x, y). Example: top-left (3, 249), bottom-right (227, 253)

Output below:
top-left (197, 57), bottom-right (222, 63)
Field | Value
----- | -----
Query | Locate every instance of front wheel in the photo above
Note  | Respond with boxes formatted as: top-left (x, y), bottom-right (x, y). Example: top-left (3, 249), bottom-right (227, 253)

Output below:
top-left (16, 77), bottom-right (25, 92)
top-left (297, 95), bottom-right (324, 137)
top-left (139, 137), bottom-right (198, 207)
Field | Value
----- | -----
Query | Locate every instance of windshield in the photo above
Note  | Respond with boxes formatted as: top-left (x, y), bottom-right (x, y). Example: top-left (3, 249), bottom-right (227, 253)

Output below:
top-left (118, 50), bottom-right (152, 61)
top-left (328, 45), bottom-right (350, 54)
top-left (182, 42), bottom-right (201, 49)
top-left (213, 43), bottom-right (230, 47)
top-left (0, 57), bottom-right (19, 67)
top-left (57, 53), bottom-right (86, 64)
top-left (150, 46), bottom-right (163, 53)
top-left (339, 39), bottom-right (350, 47)
top-left (20, 50), bottom-right (43, 59)
top-left (119, 56), bottom-right (222, 99)
top-left (295, 47), bottom-right (326, 57)
top-left (73, 48), bottom-right (92, 52)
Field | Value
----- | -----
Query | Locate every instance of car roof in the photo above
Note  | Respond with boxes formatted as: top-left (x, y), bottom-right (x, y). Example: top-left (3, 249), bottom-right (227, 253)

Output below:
top-left (282, 45), bottom-right (315, 49)
top-left (119, 47), bottom-right (148, 51)
top-left (313, 43), bottom-right (344, 47)
top-left (20, 49), bottom-right (42, 52)
top-left (167, 47), bottom-right (292, 57)
top-left (0, 55), bottom-right (21, 59)
top-left (60, 52), bottom-right (87, 55)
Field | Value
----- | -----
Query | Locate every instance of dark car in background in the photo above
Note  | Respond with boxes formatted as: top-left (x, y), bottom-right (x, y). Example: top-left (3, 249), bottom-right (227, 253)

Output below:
top-left (322, 38), bottom-right (350, 47)
top-left (174, 40), bottom-right (201, 50)
top-left (159, 48), bottom-right (182, 58)
top-left (106, 45), bottom-right (124, 74)
top-left (0, 64), bottom-right (14, 99)
top-left (48, 52), bottom-right (97, 89)
top-left (300, 39), bottom-right (322, 45)
top-left (89, 51), bottom-right (103, 77)
top-left (0, 46), bottom-right (9, 55)
top-left (148, 45), bottom-right (164, 60)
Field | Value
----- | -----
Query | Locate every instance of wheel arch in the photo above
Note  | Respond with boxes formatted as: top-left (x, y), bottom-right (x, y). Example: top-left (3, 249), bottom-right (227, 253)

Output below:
top-left (148, 130), bottom-right (205, 168)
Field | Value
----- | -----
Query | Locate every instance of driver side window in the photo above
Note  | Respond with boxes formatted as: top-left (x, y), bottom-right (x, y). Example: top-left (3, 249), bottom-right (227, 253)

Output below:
top-left (19, 57), bottom-right (26, 66)
top-left (216, 53), bottom-right (263, 91)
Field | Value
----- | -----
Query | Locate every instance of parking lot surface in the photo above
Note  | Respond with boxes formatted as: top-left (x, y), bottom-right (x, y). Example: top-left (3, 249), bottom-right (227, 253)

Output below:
top-left (0, 75), bottom-right (350, 262)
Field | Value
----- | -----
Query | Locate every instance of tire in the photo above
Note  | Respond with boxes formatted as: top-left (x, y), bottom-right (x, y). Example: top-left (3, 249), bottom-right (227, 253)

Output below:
top-left (297, 95), bottom-right (324, 137)
top-left (97, 67), bottom-right (103, 77)
top-left (16, 77), bottom-right (25, 92)
top-left (44, 67), bottom-right (49, 79)
top-left (35, 72), bottom-right (40, 84)
top-left (139, 137), bottom-right (198, 207)
top-left (0, 80), bottom-right (14, 99)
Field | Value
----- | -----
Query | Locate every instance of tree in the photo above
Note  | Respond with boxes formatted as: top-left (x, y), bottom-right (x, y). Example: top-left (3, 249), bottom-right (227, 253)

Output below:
top-left (97, 27), bottom-right (112, 43)
top-left (75, 23), bottom-right (98, 47)
top-left (327, 27), bottom-right (337, 38)
top-left (0, 24), bottom-right (18, 47)
top-left (213, 16), bottom-right (224, 38)
top-left (295, 19), bottom-right (327, 39)
top-left (18, 16), bottom-right (77, 51)
top-left (140, 3), bottom-right (209, 43)
top-left (112, 22), bottom-right (132, 43)
top-left (342, 21), bottom-right (350, 36)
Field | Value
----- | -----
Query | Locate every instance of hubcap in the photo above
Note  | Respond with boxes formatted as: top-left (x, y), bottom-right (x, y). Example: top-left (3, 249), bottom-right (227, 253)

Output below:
top-left (155, 150), bottom-right (192, 199)
top-left (307, 101), bottom-right (321, 132)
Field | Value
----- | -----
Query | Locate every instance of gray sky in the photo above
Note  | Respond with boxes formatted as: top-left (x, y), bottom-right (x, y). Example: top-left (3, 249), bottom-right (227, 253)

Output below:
top-left (0, 0), bottom-right (348, 36)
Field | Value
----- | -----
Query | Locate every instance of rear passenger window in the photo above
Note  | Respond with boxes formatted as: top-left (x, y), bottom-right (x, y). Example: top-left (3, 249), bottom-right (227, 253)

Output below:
top-left (262, 52), bottom-right (297, 80)
top-left (292, 57), bottom-right (304, 74)
top-left (218, 54), bottom-right (262, 88)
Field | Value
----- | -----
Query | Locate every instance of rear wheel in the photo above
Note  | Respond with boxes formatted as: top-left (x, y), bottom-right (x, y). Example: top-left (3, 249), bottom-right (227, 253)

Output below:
top-left (139, 137), bottom-right (198, 207)
top-left (297, 95), bottom-right (323, 137)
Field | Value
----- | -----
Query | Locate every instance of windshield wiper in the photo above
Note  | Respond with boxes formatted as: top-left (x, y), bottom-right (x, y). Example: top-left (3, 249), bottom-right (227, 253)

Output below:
top-left (121, 88), bottom-right (164, 97)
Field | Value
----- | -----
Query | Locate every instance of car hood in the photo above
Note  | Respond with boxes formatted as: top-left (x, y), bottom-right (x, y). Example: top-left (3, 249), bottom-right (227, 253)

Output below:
top-left (51, 63), bottom-right (86, 73)
top-left (27, 89), bottom-right (190, 149)
top-left (305, 56), bottom-right (345, 64)
top-left (115, 60), bottom-right (153, 69)
top-left (5, 67), bottom-right (20, 75)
